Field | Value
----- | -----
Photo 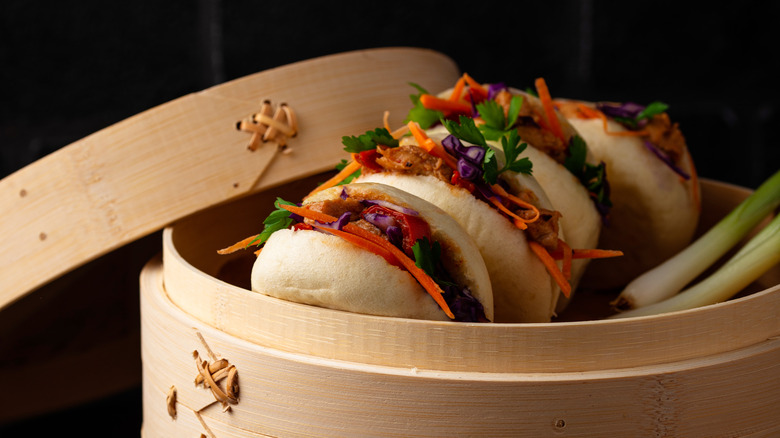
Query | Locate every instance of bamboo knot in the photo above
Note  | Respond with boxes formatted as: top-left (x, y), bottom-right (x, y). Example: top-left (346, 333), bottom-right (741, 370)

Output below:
top-left (193, 350), bottom-right (240, 411)
top-left (236, 100), bottom-right (298, 151)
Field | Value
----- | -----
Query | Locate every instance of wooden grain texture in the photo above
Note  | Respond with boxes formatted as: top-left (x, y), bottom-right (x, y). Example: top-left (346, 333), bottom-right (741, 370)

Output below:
top-left (160, 179), bottom-right (780, 374)
top-left (0, 47), bottom-right (460, 311)
top-left (141, 255), bottom-right (780, 437)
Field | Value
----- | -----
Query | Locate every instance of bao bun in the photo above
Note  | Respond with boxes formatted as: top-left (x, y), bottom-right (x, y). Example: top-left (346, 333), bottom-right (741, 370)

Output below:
top-left (558, 101), bottom-right (701, 289)
top-left (357, 171), bottom-right (559, 323)
top-left (251, 182), bottom-right (494, 321)
top-left (431, 86), bottom-right (603, 309)
top-left (498, 89), bottom-right (602, 296)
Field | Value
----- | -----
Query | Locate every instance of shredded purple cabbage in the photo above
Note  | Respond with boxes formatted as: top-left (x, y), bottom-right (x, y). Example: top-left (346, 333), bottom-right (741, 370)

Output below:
top-left (385, 225), bottom-right (403, 248)
top-left (643, 140), bottom-right (690, 180)
top-left (362, 211), bottom-right (395, 230)
top-left (442, 134), bottom-right (486, 182)
top-left (596, 101), bottom-right (646, 119)
top-left (457, 159), bottom-right (482, 181)
top-left (315, 211), bottom-right (352, 231)
top-left (339, 187), bottom-right (348, 200)
top-left (441, 134), bottom-right (460, 156)
top-left (487, 82), bottom-right (507, 100)
top-left (441, 284), bottom-right (487, 322)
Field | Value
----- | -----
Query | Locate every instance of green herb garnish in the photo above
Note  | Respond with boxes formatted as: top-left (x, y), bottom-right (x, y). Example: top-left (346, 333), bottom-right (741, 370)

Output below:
top-left (412, 237), bottom-right (456, 287)
top-left (342, 127), bottom-right (398, 153)
top-left (563, 136), bottom-right (611, 207)
top-left (248, 197), bottom-right (297, 247)
top-left (442, 115), bottom-right (487, 147)
top-left (442, 115), bottom-right (532, 185)
top-left (614, 101), bottom-right (669, 129)
top-left (405, 82), bottom-right (443, 129)
top-left (476, 95), bottom-right (522, 141)
top-left (636, 101), bottom-right (669, 121)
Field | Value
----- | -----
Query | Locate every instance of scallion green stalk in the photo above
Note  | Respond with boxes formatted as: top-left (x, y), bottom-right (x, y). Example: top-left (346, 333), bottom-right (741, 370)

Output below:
top-left (610, 212), bottom-right (780, 318)
top-left (613, 170), bottom-right (780, 310)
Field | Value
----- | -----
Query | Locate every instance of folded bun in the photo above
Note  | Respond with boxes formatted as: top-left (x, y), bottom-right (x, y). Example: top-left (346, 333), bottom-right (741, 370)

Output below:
top-left (557, 100), bottom-right (701, 288)
top-left (501, 144), bottom-right (601, 296)
top-left (253, 229), bottom-right (450, 320)
top-left (252, 182), bottom-right (494, 321)
top-left (357, 172), bottom-right (559, 323)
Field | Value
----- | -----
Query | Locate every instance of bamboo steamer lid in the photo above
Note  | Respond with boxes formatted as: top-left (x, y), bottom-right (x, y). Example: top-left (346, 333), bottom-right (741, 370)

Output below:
top-left (143, 177), bottom-right (780, 437)
top-left (0, 47), bottom-right (461, 422)
top-left (0, 47), bottom-right (460, 311)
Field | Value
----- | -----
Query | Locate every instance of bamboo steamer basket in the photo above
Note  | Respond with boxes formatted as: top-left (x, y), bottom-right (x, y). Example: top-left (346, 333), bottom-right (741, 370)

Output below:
top-left (141, 175), bottom-right (780, 437)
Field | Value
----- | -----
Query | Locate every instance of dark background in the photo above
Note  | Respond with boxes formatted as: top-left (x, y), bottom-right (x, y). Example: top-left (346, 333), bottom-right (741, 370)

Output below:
top-left (1, 1), bottom-right (778, 436)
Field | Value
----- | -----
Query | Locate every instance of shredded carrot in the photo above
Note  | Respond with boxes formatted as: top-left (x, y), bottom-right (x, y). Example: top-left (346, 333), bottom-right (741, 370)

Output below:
top-left (448, 76), bottom-right (466, 101)
top-left (549, 247), bottom-right (624, 260)
top-left (406, 121), bottom-right (459, 171)
top-left (279, 203), bottom-right (338, 224)
top-left (280, 204), bottom-right (456, 319)
top-left (217, 234), bottom-right (260, 255)
top-left (462, 73), bottom-right (488, 101)
top-left (528, 241), bottom-right (571, 298)
top-left (310, 222), bottom-right (403, 269)
top-left (342, 222), bottom-right (455, 319)
top-left (489, 184), bottom-right (540, 225)
top-left (420, 94), bottom-right (472, 115)
top-left (534, 77), bottom-right (566, 142)
top-left (574, 102), bottom-right (602, 119)
top-left (307, 158), bottom-right (362, 197)
top-left (485, 196), bottom-right (530, 231)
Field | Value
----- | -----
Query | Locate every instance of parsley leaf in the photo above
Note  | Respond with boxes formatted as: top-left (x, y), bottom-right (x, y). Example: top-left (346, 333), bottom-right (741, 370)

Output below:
top-left (563, 136), bottom-right (612, 208)
top-left (342, 127), bottom-right (398, 153)
top-left (636, 101), bottom-right (669, 121)
top-left (442, 116), bottom-right (488, 147)
top-left (563, 135), bottom-right (587, 176)
top-left (499, 130), bottom-right (533, 175)
top-left (412, 237), bottom-right (440, 278)
top-left (405, 82), bottom-right (443, 129)
top-left (249, 198), bottom-right (297, 247)
top-left (483, 130), bottom-right (532, 184)
top-left (476, 95), bottom-right (523, 141)
top-left (412, 237), bottom-right (456, 287)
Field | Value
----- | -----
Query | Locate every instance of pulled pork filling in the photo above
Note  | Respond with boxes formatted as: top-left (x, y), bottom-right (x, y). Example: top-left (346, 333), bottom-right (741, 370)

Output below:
top-left (644, 112), bottom-right (687, 163)
top-left (357, 141), bottom-right (564, 253)
top-left (494, 90), bottom-right (569, 164)
top-left (370, 144), bottom-right (453, 182)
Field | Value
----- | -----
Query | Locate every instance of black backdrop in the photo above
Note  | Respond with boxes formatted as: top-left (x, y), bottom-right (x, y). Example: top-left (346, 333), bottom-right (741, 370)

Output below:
top-left (1, 1), bottom-right (778, 435)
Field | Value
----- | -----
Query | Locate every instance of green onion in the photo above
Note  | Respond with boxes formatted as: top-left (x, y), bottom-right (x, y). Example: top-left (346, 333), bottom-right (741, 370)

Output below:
top-left (613, 169), bottom-right (780, 311)
top-left (610, 211), bottom-right (780, 318)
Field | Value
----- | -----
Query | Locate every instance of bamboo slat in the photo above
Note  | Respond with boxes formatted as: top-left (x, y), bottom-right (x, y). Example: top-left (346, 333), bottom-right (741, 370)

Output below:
top-left (0, 47), bottom-right (460, 311)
